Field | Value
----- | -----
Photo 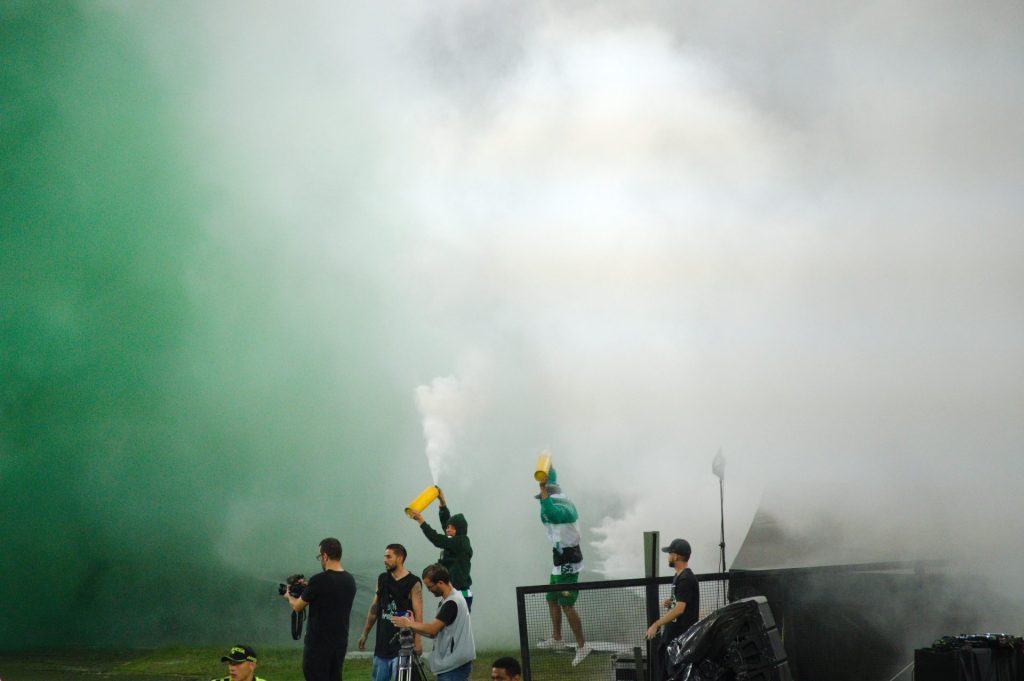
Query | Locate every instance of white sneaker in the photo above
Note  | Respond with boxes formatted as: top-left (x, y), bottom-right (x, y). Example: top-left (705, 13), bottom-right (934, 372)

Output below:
top-left (572, 643), bottom-right (593, 666)
top-left (537, 638), bottom-right (569, 650)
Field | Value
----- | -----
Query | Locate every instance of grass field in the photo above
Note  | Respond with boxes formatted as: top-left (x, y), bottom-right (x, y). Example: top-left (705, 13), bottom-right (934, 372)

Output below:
top-left (0, 647), bottom-right (525, 681)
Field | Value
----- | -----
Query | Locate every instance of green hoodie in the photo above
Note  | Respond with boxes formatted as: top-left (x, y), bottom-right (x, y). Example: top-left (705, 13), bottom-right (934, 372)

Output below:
top-left (537, 467), bottom-right (584, 575)
top-left (420, 505), bottom-right (473, 590)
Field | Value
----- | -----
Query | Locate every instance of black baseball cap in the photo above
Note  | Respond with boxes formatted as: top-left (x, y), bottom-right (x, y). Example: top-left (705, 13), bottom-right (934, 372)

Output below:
top-left (221, 645), bottom-right (257, 663)
top-left (661, 538), bottom-right (692, 559)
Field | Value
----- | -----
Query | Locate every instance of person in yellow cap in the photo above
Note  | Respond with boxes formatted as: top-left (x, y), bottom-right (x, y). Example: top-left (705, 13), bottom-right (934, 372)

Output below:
top-left (212, 644), bottom-right (268, 681)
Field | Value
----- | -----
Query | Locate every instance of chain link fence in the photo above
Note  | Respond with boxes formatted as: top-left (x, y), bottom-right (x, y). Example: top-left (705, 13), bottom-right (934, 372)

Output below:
top-left (516, 574), bottom-right (730, 681)
top-left (517, 562), bottom-right (949, 681)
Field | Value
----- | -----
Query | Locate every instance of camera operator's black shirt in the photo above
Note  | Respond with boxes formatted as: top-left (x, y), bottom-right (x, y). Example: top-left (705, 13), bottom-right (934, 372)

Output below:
top-left (374, 572), bottom-right (421, 658)
top-left (302, 569), bottom-right (357, 650)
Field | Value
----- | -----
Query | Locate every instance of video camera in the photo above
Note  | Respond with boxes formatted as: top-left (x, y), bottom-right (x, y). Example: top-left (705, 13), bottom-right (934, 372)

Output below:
top-left (278, 573), bottom-right (309, 640)
top-left (278, 573), bottom-right (307, 599)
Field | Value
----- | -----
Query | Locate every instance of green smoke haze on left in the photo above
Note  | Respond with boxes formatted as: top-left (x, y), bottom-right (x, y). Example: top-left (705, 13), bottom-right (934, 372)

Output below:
top-left (0, 0), bottom-right (226, 647)
top-left (1, 1), bottom-right (403, 648)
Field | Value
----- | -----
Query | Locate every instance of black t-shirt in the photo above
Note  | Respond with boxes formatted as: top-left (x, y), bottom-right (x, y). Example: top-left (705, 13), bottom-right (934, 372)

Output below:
top-left (664, 568), bottom-right (699, 640)
top-left (375, 571), bottom-right (421, 658)
top-left (302, 569), bottom-right (357, 650)
top-left (436, 600), bottom-right (458, 626)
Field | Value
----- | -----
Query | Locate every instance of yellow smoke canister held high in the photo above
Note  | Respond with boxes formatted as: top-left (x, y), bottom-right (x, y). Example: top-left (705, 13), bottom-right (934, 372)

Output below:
top-left (534, 451), bottom-right (552, 483)
top-left (405, 485), bottom-right (440, 518)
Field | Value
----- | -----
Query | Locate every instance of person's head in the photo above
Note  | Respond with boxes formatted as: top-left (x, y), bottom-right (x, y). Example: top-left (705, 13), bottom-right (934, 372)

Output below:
top-left (384, 543), bottom-right (407, 572)
top-left (421, 563), bottom-right (451, 597)
top-left (446, 513), bottom-right (468, 537)
top-left (220, 645), bottom-right (257, 681)
top-left (491, 656), bottom-right (522, 680)
top-left (534, 467), bottom-right (563, 498)
top-left (661, 538), bottom-right (691, 568)
top-left (318, 537), bottom-right (343, 567)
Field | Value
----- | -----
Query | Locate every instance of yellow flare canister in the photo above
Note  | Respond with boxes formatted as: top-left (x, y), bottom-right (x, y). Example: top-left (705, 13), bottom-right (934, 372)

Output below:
top-left (534, 451), bottom-right (552, 483)
top-left (405, 485), bottom-right (440, 518)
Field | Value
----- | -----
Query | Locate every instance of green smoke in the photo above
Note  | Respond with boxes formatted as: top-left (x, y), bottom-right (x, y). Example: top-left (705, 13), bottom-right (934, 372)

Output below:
top-left (1, 0), bottom-right (216, 647)
top-left (1, 1), bottom-right (408, 648)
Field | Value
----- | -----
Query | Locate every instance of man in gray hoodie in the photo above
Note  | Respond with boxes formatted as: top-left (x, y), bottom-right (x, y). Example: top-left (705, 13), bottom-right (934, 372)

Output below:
top-left (393, 564), bottom-right (476, 681)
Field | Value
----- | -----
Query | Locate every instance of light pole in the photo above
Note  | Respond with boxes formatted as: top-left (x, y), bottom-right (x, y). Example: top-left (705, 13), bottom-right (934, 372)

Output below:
top-left (712, 449), bottom-right (726, 572)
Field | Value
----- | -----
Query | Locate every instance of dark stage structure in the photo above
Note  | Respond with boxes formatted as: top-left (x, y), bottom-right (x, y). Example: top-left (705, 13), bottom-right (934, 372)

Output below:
top-left (516, 560), bottom-right (964, 681)
top-left (515, 503), bottom-right (1020, 681)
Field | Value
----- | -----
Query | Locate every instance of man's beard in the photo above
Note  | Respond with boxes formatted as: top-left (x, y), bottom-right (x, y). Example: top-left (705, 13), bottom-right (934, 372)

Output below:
top-left (386, 563), bottom-right (397, 573)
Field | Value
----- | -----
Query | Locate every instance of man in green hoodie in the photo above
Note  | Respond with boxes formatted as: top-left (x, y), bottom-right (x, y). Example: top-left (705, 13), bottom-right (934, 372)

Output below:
top-left (409, 487), bottom-right (474, 610)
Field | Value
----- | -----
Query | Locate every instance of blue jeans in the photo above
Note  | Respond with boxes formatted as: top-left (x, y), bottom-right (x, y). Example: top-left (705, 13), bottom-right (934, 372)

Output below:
top-left (371, 656), bottom-right (396, 681)
top-left (436, 661), bottom-right (472, 681)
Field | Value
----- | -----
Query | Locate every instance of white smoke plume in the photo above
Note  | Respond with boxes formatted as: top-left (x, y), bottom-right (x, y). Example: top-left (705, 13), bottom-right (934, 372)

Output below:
top-left (415, 377), bottom-right (463, 484)
top-left (414, 353), bottom-right (491, 484)
top-left (119, 0), bottom-right (1024, 644)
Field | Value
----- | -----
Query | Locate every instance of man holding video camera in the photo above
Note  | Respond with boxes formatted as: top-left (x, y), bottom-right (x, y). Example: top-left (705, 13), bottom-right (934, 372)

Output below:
top-left (283, 537), bottom-right (357, 681)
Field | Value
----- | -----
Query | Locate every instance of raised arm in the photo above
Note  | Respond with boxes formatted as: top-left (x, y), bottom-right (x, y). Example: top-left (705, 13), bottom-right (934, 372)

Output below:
top-left (417, 515), bottom-right (451, 549)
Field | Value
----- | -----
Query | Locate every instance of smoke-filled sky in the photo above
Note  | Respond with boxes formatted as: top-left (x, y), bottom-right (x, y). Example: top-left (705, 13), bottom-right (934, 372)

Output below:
top-left (2, 0), bottom-right (1024, 649)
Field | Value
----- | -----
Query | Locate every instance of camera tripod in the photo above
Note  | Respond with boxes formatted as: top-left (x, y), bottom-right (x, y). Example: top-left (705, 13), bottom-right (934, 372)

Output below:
top-left (394, 629), bottom-right (427, 681)
top-left (396, 647), bottom-right (415, 681)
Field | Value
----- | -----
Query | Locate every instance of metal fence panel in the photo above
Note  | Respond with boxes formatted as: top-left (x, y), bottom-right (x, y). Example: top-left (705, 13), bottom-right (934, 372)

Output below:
top-left (517, 562), bottom-right (947, 681)
top-left (517, 575), bottom-right (730, 681)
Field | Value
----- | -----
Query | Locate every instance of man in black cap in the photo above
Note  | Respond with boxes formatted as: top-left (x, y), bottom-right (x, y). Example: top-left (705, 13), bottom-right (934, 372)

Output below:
top-left (214, 644), bottom-right (267, 681)
top-left (645, 538), bottom-right (699, 643)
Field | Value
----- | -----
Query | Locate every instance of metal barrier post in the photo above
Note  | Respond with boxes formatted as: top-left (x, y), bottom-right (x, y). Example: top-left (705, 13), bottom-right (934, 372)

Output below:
top-left (516, 586), bottom-right (533, 681)
top-left (644, 531), bottom-right (661, 681)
